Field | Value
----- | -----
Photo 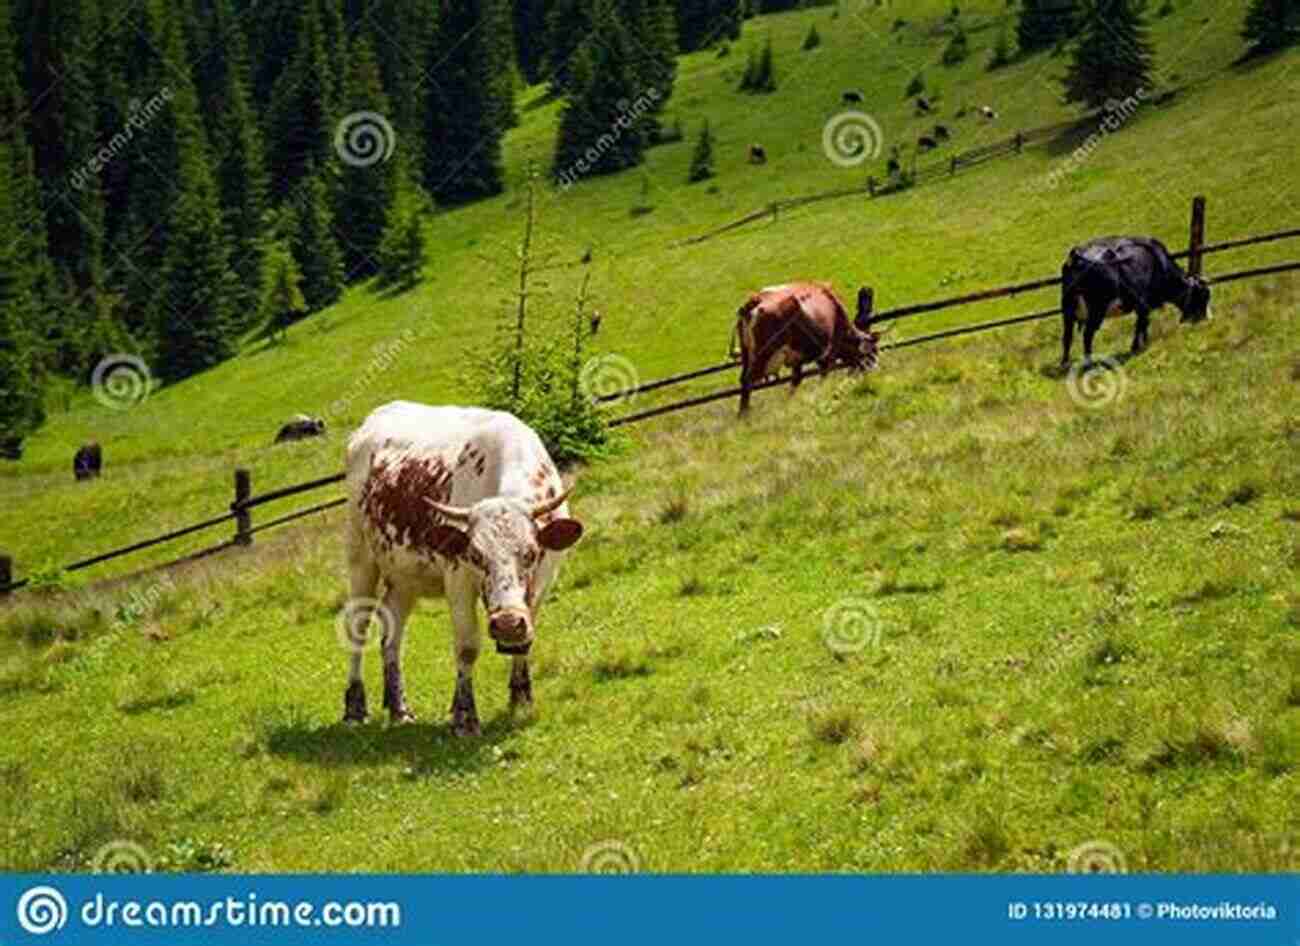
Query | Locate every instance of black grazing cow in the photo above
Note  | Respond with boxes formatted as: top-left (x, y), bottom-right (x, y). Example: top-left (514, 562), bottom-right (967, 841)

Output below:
top-left (915, 96), bottom-right (932, 114)
top-left (842, 89), bottom-right (863, 104)
top-left (1060, 236), bottom-right (1212, 366)
top-left (73, 442), bottom-right (102, 481)
top-left (748, 143), bottom-right (767, 164)
top-left (275, 415), bottom-right (326, 444)
top-left (917, 135), bottom-right (938, 151)
top-left (589, 310), bottom-right (603, 336)
top-left (933, 124), bottom-right (950, 141)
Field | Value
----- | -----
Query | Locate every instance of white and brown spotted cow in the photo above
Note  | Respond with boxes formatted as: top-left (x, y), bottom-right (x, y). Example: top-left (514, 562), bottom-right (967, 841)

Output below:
top-left (342, 402), bottom-right (583, 736)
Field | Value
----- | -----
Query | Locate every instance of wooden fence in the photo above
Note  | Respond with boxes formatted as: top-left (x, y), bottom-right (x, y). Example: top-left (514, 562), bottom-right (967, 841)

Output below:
top-left (3, 199), bottom-right (1298, 596)
top-left (672, 116), bottom-right (1087, 248)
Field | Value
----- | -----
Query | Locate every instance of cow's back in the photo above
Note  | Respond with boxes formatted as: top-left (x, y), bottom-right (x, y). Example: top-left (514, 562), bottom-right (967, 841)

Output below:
top-left (346, 403), bottom-right (559, 583)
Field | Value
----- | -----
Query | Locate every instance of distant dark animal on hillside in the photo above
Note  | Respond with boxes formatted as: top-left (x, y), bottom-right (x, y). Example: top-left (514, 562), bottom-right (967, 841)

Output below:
top-left (275, 415), bottom-right (326, 444)
top-left (73, 442), bottom-right (101, 481)
top-left (980, 105), bottom-right (998, 120)
top-left (1060, 236), bottom-right (1212, 366)
top-left (732, 282), bottom-right (883, 414)
top-left (842, 89), bottom-right (863, 103)
top-left (955, 105), bottom-right (969, 118)
top-left (748, 143), bottom-right (767, 164)
top-left (933, 124), bottom-right (950, 140)
top-left (589, 311), bottom-right (602, 336)
top-left (886, 156), bottom-right (901, 175)
top-left (915, 96), bottom-right (933, 114)
top-left (917, 135), bottom-right (939, 151)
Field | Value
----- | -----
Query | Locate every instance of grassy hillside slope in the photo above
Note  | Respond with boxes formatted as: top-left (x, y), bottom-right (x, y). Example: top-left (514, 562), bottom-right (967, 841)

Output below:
top-left (0, 0), bottom-right (1297, 874)
top-left (1, 271), bottom-right (1296, 872)
top-left (2, 0), bottom-right (1298, 580)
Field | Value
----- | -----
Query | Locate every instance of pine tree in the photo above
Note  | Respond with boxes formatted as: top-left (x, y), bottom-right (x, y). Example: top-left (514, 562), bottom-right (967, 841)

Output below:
top-left (153, 8), bottom-right (237, 384)
top-left (552, 16), bottom-right (647, 180)
top-left (688, 119), bottom-right (714, 183)
top-left (514, 0), bottom-right (551, 84)
top-left (24, 0), bottom-right (103, 295)
top-left (207, 0), bottom-right (270, 332)
top-left (617, 0), bottom-right (679, 136)
top-left (376, 179), bottom-right (428, 290)
top-left (1018, 0), bottom-right (1078, 53)
top-left (1062, 0), bottom-right (1154, 109)
top-left (0, 142), bottom-right (46, 458)
top-left (741, 35), bottom-right (776, 92)
top-left (1242, 0), bottom-right (1300, 54)
top-left (677, 0), bottom-right (742, 52)
top-left (485, 0), bottom-right (519, 130)
top-left (266, 0), bottom-right (337, 200)
top-left (260, 236), bottom-right (306, 343)
top-left (334, 34), bottom-right (398, 280)
top-left (545, 0), bottom-right (594, 94)
top-left (0, 0), bottom-right (53, 358)
top-left (422, 0), bottom-right (507, 204)
top-left (363, 0), bottom-right (434, 159)
top-left (290, 167), bottom-right (346, 310)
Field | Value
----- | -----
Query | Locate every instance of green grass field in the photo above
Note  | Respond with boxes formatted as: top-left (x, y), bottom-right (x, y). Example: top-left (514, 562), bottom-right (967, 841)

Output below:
top-left (1, 0), bottom-right (1298, 873)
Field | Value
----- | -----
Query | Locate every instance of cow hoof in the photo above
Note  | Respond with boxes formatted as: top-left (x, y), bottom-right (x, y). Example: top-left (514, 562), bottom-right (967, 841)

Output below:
top-left (390, 710), bottom-right (417, 725)
top-left (452, 717), bottom-right (481, 738)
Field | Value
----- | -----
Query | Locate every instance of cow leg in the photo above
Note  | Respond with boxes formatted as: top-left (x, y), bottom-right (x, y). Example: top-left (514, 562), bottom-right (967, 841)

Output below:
top-left (509, 655), bottom-right (533, 711)
top-left (790, 361), bottom-right (804, 392)
top-left (380, 585), bottom-right (416, 724)
top-left (342, 541), bottom-right (379, 724)
top-left (447, 573), bottom-right (482, 737)
top-left (1131, 308), bottom-right (1150, 354)
top-left (1082, 312), bottom-right (1102, 366)
top-left (1060, 303), bottom-right (1076, 367)
top-left (738, 353), bottom-right (752, 415)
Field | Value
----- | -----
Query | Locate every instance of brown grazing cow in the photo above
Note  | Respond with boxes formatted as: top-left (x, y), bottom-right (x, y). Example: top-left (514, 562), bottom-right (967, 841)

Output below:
top-left (733, 282), bottom-right (883, 414)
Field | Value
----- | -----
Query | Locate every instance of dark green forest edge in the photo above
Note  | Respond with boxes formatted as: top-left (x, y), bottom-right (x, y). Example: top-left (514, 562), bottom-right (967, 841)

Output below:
top-left (0, 0), bottom-right (1296, 458)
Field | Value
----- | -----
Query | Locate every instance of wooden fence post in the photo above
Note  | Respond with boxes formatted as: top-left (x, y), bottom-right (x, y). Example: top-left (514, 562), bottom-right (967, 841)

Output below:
top-left (233, 469), bottom-right (252, 546)
top-left (1188, 195), bottom-right (1207, 278)
top-left (0, 554), bottom-right (11, 595)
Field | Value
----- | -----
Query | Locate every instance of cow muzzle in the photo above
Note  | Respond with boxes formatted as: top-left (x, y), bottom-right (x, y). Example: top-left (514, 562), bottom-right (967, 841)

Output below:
top-left (488, 609), bottom-right (533, 655)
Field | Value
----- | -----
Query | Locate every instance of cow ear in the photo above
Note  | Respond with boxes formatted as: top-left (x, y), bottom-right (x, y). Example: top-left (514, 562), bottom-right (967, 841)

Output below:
top-left (430, 524), bottom-right (470, 558)
top-left (538, 518), bottom-right (583, 551)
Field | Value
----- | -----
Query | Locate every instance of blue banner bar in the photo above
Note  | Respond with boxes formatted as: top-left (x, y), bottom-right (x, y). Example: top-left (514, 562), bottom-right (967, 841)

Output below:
top-left (2, 874), bottom-right (1296, 945)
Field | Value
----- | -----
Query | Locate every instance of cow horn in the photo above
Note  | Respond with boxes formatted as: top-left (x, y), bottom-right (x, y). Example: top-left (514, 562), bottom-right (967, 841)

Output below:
top-left (530, 487), bottom-right (573, 519)
top-left (424, 497), bottom-right (471, 523)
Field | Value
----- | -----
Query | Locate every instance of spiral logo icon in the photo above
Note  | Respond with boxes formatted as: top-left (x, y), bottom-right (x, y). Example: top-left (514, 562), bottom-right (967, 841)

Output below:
top-left (579, 354), bottom-right (640, 405)
top-left (1066, 356), bottom-right (1128, 410)
top-left (334, 111), bottom-right (396, 168)
top-left (16, 886), bottom-right (68, 935)
top-left (821, 597), bottom-right (882, 654)
top-left (91, 353), bottom-right (151, 410)
top-left (822, 111), bottom-right (884, 167)
top-left (580, 840), bottom-right (640, 873)
top-left (1067, 840), bottom-right (1127, 874)
top-left (92, 839), bottom-right (153, 873)
top-left (336, 597), bottom-right (395, 653)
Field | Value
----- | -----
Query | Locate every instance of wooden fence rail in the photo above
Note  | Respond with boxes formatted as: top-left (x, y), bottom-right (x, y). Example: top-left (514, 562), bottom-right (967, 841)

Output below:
top-left (3, 203), bottom-right (1298, 596)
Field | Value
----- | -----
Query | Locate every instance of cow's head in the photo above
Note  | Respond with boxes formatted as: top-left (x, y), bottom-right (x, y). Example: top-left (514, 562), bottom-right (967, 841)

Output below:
top-left (852, 286), bottom-right (888, 370)
top-left (424, 490), bottom-right (583, 655)
top-left (1179, 277), bottom-right (1212, 323)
